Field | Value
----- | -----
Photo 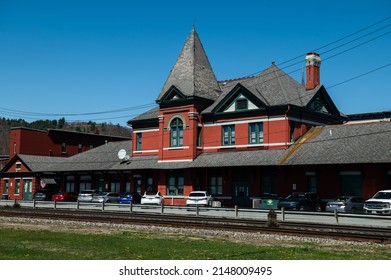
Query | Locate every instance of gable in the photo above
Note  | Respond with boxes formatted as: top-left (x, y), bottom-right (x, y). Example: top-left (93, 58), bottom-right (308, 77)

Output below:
top-left (212, 84), bottom-right (267, 113)
top-left (307, 96), bottom-right (330, 114)
top-left (158, 85), bottom-right (187, 104)
top-left (306, 86), bottom-right (341, 116)
top-left (1, 155), bottom-right (31, 173)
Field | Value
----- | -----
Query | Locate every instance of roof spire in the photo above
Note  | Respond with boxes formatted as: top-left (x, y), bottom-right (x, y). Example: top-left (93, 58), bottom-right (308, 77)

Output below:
top-left (156, 29), bottom-right (221, 102)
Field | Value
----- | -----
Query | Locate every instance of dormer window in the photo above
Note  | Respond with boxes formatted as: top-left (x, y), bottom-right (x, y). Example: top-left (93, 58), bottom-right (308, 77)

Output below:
top-left (236, 98), bottom-right (248, 110)
top-left (170, 118), bottom-right (184, 147)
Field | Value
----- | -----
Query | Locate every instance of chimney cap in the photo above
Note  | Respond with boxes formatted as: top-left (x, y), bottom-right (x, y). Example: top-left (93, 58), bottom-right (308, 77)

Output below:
top-left (306, 51), bottom-right (320, 56)
top-left (306, 52), bottom-right (321, 66)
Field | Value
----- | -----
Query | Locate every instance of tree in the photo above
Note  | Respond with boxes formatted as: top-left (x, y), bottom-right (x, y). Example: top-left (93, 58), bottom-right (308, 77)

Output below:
top-left (58, 117), bottom-right (65, 129)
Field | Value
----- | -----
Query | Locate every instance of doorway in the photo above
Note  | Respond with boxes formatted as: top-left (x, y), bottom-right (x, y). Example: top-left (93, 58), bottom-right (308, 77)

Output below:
top-left (232, 170), bottom-right (251, 207)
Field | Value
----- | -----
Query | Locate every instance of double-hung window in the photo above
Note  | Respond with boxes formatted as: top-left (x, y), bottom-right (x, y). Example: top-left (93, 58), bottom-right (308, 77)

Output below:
top-left (136, 133), bottom-right (142, 151)
top-left (167, 173), bottom-right (184, 196)
top-left (170, 118), bottom-right (183, 147)
top-left (222, 125), bottom-right (235, 146)
top-left (209, 176), bottom-right (223, 195)
top-left (249, 123), bottom-right (263, 144)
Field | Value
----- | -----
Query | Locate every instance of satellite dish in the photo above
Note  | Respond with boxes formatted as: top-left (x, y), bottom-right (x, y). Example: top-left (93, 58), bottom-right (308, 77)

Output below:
top-left (117, 149), bottom-right (127, 160)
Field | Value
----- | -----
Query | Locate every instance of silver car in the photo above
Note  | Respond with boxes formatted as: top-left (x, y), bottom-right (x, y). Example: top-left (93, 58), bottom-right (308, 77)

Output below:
top-left (77, 190), bottom-right (99, 202)
top-left (91, 192), bottom-right (120, 203)
top-left (325, 196), bottom-right (365, 213)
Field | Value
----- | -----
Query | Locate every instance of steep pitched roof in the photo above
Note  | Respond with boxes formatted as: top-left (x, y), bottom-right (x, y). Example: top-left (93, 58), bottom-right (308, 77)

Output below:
top-left (156, 28), bottom-right (221, 102)
top-left (204, 64), bottom-right (308, 113)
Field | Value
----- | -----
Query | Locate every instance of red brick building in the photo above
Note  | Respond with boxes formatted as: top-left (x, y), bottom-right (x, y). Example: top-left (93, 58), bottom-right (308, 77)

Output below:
top-left (125, 28), bottom-right (346, 206)
top-left (1, 29), bottom-right (390, 205)
top-left (0, 128), bottom-right (130, 200)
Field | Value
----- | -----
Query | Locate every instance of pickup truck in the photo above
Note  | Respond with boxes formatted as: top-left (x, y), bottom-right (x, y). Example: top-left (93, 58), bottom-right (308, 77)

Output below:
top-left (364, 189), bottom-right (391, 214)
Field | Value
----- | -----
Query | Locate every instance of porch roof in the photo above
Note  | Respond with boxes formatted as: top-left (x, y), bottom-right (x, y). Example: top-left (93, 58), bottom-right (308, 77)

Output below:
top-left (27, 121), bottom-right (391, 173)
top-left (282, 121), bottom-right (391, 165)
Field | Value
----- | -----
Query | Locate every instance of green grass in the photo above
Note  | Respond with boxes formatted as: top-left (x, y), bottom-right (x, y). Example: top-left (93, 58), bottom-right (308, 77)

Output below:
top-left (0, 226), bottom-right (390, 260)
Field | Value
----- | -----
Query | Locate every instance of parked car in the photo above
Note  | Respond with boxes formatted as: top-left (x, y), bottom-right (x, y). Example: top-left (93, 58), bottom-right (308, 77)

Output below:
top-left (141, 191), bottom-right (163, 205)
top-left (118, 192), bottom-right (141, 204)
top-left (77, 189), bottom-right (99, 202)
top-left (364, 189), bottom-right (391, 214)
top-left (325, 196), bottom-right (365, 213)
top-left (278, 192), bottom-right (324, 211)
top-left (51, 191), bottom-right (77, 202)
top-left (91, 192), bottom-right (120, 203)
top-left (186, 191), bottom-right (212, 206)
top-left (33, 189), bottom-right (57, 201)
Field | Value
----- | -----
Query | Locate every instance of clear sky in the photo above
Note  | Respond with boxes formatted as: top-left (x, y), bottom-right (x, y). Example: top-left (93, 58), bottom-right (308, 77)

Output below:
top-left (0, 0), bottom-right (390, 126)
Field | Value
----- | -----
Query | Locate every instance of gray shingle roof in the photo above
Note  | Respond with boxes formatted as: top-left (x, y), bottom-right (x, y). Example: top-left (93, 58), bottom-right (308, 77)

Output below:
top-left (18, 155), bottom-right (65, 172)
top-left (33, 121), bottom-right (391, 173)
top-left (44, 140), bottom-right (132, 172)
top-left (203, 64), bottom-right (311, 113)
top-left (156, 28), bottom-right (221, 102)
top-left (129, 106), bottom-right (159, 123)
top-left (283, 121), bottom-right (391, 165)
top-left (193, 149), bottom-right (286, 167)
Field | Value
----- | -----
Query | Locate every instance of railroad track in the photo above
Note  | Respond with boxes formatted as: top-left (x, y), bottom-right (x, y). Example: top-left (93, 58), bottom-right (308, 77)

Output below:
top-left (1, 208), bottom-right (390, 244)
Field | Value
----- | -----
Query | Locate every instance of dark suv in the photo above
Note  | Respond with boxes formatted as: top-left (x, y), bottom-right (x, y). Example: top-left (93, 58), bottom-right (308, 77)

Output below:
top-left (278, 192), bottom-right (324, 211)
top-left (33, 189), bottom-right (56, 201)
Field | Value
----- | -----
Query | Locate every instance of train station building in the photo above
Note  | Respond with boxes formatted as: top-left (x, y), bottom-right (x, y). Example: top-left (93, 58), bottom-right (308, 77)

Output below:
top-left (1, 29), bottom-right (391, 206)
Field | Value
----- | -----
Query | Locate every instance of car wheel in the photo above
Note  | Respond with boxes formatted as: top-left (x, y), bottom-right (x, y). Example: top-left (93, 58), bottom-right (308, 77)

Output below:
top-left (299, 205), bottom-right (305, 211)
top-left (106, 200), bottom-right (111, 203)
top-left (316, 204), bottom-right (322, 212)
top-left (350, 207), bottom-right (357, 213)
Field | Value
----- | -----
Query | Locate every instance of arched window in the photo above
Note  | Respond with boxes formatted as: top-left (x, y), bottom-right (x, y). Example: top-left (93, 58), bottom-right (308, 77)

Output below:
top-left (170, 117), bottom-right (183, 147)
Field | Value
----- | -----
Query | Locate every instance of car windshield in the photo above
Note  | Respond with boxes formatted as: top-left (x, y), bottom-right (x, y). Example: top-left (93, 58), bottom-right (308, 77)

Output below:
top-left (80, 190), bottom-right (95, 194)
top-left (145, 191), bottom-right (158, 196)
top-left (373, 192), bottom-right (391, 199)
top-left (94, 192), bottom-right (106, 196)
top-left (286, 193), bottom-right (305, 199)
top-left (334, 197), bottom-right (349, 202)
top-left (121, 193), bottom-right (131, 197)
top-left (189, 192), bottom-right (207, 197)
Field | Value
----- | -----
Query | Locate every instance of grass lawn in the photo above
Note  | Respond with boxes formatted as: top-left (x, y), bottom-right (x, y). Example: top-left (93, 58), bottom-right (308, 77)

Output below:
top-left (0, 221), bottom-right (390, 260)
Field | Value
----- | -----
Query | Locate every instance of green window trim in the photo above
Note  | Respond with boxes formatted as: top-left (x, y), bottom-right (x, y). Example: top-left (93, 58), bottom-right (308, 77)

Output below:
top-left (249, 123), bottom-right (264, 144)
top-left (222, 125), bottom-right (235, 146)
top-left (170, 118), bottom-right (184, 147)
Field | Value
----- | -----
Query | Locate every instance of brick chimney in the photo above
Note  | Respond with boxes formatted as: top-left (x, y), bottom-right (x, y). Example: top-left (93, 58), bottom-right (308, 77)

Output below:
top-left (305, 52), bottom-right (321, 90)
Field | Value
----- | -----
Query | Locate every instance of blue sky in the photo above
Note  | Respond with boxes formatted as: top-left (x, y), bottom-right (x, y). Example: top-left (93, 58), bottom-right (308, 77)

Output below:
top-left (0, 0), bottom-right (390, 126)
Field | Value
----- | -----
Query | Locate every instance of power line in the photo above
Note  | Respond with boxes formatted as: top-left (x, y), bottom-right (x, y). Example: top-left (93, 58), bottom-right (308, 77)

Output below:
top-left (0, 103), bottom-right (156, 117)
top-left (327, 63), bottom-right (391, 89)
top-left (0, 17), bottom-right (390, 122)
top-left (277, 16), bottom-right (391, 67)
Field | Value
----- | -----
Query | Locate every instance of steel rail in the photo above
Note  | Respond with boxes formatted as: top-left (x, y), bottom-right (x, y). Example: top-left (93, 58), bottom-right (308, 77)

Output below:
top-left (0, 208), bottom-right (390, 244)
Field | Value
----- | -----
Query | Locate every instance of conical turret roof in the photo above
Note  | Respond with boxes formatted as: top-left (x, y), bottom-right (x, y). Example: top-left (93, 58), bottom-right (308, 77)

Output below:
top-left (157, 28), bottom-right (221, 102)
